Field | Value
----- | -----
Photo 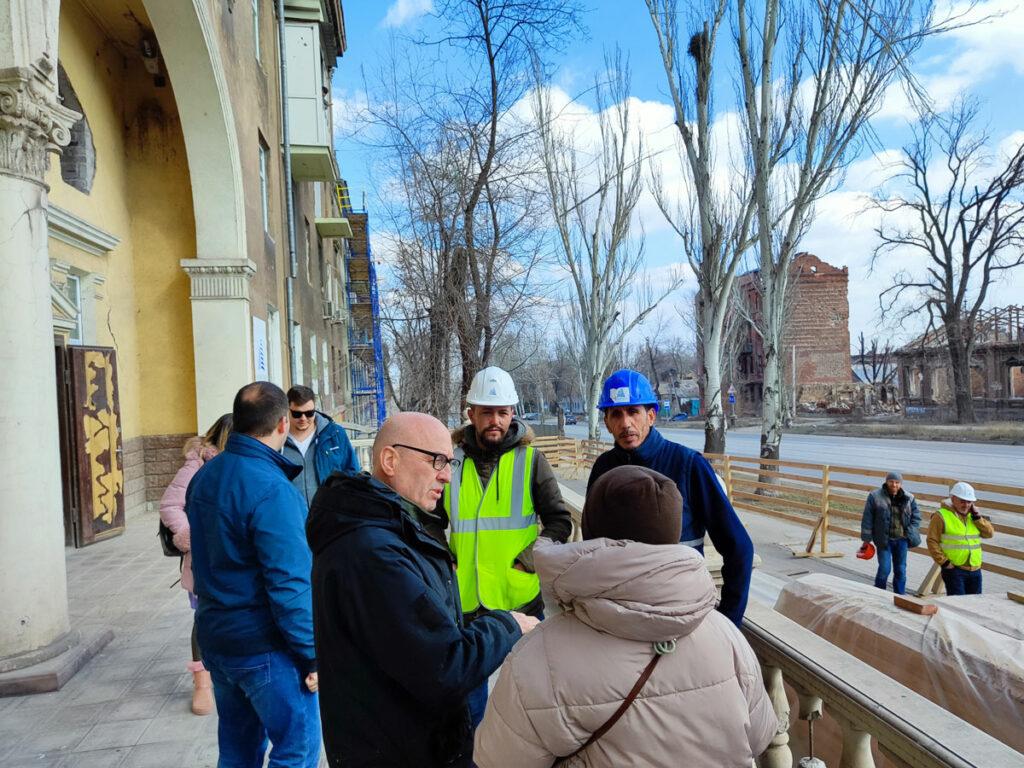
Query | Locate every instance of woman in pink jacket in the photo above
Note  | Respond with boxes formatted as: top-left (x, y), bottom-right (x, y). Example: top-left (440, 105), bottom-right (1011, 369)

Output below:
top-left (158, 413), bottom-right (232, 716)
top-left (475, 465), bottom-right (776, 767)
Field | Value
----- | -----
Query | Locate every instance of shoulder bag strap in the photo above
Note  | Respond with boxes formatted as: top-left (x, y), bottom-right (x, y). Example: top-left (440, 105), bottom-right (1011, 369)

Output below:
top-left (551, 652), bottom-right (663, 767)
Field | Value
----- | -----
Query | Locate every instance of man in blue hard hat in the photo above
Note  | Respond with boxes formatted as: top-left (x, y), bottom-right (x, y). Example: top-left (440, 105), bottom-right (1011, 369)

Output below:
top-left (587, 369), bottom-right (754, 625)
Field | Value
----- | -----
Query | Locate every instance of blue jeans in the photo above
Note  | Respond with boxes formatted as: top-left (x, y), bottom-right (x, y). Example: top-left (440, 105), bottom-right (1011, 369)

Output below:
top-left (941, 566), bottom-right (983, 595)
top-left (203, 649), bottom-right (321, 768)
top-left (874, 538), bottom-right (909, 595)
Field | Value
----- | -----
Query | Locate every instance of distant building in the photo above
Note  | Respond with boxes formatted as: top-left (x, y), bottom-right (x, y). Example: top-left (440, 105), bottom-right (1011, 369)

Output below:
top-left (894, 305), bottom-right (1024, 411)
top-left (722, 253), bottom-right (852, 415)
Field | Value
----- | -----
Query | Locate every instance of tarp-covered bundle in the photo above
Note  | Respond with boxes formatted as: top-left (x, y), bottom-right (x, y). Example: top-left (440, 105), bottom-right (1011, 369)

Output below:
top-left (775, 574), bottom-right (1024, 754)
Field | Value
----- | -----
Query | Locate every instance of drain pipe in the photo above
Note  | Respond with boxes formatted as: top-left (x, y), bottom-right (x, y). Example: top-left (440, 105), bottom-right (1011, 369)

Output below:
top-left (276, 0), bottom-right (300, 385)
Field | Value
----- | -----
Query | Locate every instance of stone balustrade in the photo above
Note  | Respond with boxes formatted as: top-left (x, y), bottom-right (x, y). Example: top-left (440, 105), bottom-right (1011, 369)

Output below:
top-left (742, 601), bottom-right (1022, 767)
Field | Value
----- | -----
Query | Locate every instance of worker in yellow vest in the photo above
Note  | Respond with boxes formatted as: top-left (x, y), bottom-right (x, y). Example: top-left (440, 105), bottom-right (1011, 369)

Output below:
top-left (438, 366), bottom-right (572, 728)
top-left (927, 482), bottom-right (994, 595)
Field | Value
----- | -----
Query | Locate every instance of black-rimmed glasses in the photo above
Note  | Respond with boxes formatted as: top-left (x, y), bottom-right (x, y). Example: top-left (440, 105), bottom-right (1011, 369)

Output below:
top-left (390, 444), bottom-right (460, 471)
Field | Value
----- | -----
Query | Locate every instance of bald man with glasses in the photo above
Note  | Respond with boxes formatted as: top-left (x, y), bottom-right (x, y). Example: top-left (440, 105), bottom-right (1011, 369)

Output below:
top-left (305, 412), bottom-right (537, 768)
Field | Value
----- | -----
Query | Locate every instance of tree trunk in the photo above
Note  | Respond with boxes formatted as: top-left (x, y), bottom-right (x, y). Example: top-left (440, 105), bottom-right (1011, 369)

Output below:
top-left (586, 374), bottom-right (603, 441)
top-left (945, 323), bottom-right (976, 423)
top-left (759, 340), bottom-right (784, 462)
top-left (703, 332), bottom-right (726, 454)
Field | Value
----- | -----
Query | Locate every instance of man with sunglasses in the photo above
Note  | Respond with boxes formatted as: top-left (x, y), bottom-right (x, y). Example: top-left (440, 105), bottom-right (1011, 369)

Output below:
top-left (283, 385), bottom-right (360, 506)
top-left (306, 412), bottom-right (536, 767)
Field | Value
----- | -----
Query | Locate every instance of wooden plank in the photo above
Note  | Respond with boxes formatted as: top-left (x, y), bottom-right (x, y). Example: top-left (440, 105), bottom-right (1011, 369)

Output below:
top-left (976, 498), bottom-right (1024, 515)
top-left (732, 501), bottom-right (816, 528)
top-left (967, 479), bottom-right (1024, 496)
top-left (828, 478), bottom-right (879, 494)
top-left (1008, 591), bottom-right (1024, 605)
top-left (981, 543), bottom-right (1024, 562)
top-left (994, 522), bottom-right (1024, 538)
top-left (729, 467), bottom-right (823, 485)
top-left (894, 595), bottom-right (938, 615)
top-left (731, 477), bottom-right (821, 499)
top-left (983, 561), bottom-right (1024, 581)
top-left (732, 490), bottom-right (821, 514)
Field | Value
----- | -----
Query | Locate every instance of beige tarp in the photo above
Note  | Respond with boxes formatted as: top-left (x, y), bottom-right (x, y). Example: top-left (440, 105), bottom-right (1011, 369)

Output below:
top-left (775, 574), bottom-right (1024, 754)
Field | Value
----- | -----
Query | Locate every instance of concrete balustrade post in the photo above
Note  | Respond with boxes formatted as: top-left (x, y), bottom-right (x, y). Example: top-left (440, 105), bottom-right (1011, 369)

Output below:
top-left (836, 717), bottom-right (875, 768)
top-left (761, 664), bottom-right (794, 768)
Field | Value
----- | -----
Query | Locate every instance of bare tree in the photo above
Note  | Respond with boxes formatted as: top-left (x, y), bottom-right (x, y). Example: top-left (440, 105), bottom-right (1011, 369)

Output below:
top-left (735, 0), bottom-right (960, 459)
top-left (646, 0), bottom-right (756, 454)
top-left (428, 0), bottom-right (584, 405)
top-left (872, 100), bottom-right (1024, 422)
top-left (854, 332), bottom-right (896, 386)
top-left (535, 54), bottom-right (684, 439)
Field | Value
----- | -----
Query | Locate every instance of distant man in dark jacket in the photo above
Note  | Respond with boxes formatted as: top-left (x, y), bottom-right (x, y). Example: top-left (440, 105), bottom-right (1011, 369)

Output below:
top-left (860, 471), bottom-right (921, 595)
top-left (307, 412), bottom-right (536, 768)
top-left (587, 369), bottom-right (754, 626)
top-left (187, 382), bottom-right (320, 768)
top-left (283, 385), bottom-right (360, 506)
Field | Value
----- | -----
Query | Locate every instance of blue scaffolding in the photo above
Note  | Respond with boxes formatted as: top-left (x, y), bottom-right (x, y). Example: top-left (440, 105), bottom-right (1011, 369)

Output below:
top-left (337, 181), bottom-right (386, 427)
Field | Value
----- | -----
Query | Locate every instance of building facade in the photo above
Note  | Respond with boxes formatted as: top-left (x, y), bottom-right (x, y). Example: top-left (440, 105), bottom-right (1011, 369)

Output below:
top-left (729, 253), bottom-right (852, 415)
top-left (895, 305), bottom-right (1024, 414)
top-left (0, 0), bottom-right (363, 680)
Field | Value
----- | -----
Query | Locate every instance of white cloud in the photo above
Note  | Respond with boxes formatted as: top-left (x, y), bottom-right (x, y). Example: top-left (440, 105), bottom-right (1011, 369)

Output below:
top-left (383, 0), bottom-right (434, 28)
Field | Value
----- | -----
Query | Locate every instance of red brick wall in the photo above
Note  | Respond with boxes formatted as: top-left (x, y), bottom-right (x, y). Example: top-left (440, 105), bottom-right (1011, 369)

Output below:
top-left (783, 253), bottom-right (851, 386)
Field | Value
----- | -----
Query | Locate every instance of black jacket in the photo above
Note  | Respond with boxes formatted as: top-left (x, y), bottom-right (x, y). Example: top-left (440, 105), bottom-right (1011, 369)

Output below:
top-left (306, 472), bottom-right (522, 767)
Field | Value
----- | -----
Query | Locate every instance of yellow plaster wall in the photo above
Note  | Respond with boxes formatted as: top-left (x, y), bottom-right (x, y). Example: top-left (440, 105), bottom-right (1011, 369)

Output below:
top-left (46, 0), bottom-right (197, 439)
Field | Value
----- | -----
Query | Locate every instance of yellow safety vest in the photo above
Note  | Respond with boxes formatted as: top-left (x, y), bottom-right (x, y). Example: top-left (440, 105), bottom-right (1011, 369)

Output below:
top-left (443, 446), bottom-right (539, 613)
top-left (938, 506), bottom-right (983, 568)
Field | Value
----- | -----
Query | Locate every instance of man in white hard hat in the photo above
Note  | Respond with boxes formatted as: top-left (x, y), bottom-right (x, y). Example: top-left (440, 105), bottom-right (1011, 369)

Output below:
top-left (927, 481), bottom-right (994, 595)
top-left (435, 365), bottom-right (572, 728)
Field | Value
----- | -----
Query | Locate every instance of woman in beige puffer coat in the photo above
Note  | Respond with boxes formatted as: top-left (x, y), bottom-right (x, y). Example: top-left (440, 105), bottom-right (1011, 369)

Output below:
top-left (474, 466), bottom-right (776, 767)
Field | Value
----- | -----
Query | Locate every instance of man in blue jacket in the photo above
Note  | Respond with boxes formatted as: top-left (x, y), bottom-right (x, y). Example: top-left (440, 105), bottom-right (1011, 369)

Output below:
top-left (587, 369), bottom-right (754, 626)
top-left (283, 385), bottom-right (360, 506)
top-left (307, 411), bottom-right (535, 767)
top-left (187, 382), bottom-right (320, 768)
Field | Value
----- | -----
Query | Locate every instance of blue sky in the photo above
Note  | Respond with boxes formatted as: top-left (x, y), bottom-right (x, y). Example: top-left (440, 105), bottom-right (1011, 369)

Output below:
top-left (333, 0), bottom-right (1024, 347)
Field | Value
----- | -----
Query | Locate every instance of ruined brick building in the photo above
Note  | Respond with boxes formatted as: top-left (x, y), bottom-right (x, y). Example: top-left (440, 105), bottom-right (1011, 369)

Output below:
top-left (726, 253), bottom-right (852, 415)
top-left (894, 306), bottom-right (1024, 414)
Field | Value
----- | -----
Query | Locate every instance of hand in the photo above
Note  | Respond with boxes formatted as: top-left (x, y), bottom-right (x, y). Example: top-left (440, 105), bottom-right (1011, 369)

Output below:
top-left (510, 611), bottom-right (540, 635)
top-left (305, 672), bottom-right (318, 693)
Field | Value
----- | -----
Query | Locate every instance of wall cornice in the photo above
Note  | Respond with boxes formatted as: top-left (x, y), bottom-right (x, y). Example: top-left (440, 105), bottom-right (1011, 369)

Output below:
top-left (48, 205), bottom-right (120, 256)
top-left (180, 258), bottom-right (256, 301)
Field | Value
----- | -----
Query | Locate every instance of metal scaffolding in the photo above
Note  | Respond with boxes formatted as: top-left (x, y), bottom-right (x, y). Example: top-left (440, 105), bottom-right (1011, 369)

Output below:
top-left (337, 181), bottom-right (386, 427)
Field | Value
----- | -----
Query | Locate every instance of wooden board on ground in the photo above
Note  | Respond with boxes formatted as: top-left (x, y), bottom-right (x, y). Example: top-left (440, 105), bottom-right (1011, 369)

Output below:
top-left (1008, 591), bottom-right (1024, 605)
top-left (894, 595), bottom-right (938, 615)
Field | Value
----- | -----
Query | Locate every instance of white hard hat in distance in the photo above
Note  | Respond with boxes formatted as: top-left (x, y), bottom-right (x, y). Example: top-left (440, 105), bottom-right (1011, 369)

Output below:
top-left (949, 481), bottom-right (977, 502)
top-left (466, 366), bottom-right (519, 406)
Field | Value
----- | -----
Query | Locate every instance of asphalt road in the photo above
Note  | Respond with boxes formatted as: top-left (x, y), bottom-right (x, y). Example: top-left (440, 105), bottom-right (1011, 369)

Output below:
top-left (562, 422), bottom-right (1023, 487)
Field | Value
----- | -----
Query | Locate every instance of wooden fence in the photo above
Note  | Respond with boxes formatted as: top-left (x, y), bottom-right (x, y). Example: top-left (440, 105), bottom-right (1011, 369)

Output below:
top-left (531, 437), bottom-right (1024, 592)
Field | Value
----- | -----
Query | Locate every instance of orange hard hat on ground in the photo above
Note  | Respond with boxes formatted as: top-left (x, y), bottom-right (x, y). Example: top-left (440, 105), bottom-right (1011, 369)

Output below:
top-left (856, 542), bottom-right (876, 560)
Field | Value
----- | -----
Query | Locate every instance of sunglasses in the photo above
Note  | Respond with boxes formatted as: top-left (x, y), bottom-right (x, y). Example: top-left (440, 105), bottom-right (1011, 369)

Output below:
top-left (391, 444), bottom-right (461, 471)
top-left (290, 409), bottom-right (315, 419)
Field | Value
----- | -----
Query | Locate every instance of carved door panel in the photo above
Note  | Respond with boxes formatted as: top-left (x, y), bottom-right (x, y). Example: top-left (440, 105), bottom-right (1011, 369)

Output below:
top-left (55, 345), bottom-right (125, 547)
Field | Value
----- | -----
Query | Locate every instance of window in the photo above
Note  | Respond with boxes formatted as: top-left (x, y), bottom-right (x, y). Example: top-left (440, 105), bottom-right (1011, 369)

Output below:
top-left (310, 333), bottom-right (319, 395)
top-left (252, 0), bottom-right (261, 62)
top-left (267, 305), bottom-right (283, 386)
top-left (57, 65), bottom-right (95, 194)
top-left (64, 274), bottom-right (83, 344)
top-left (259, 137), bottom-right (269, 231)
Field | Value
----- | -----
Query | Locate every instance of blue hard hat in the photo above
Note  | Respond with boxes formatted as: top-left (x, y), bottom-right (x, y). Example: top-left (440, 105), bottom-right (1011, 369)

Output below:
top-left (597, 369), bottom-right (659, 411)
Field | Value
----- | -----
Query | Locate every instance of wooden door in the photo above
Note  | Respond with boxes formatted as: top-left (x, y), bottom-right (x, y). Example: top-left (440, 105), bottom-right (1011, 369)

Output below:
top-left (55, 345), bottom-right (125, 546)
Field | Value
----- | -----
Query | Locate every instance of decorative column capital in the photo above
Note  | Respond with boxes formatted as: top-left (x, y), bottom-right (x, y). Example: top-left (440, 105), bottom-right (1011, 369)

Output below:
top-left (0, 65), bottom-right (81, 183)
top-left (180, 258), bottom-right (257, 301)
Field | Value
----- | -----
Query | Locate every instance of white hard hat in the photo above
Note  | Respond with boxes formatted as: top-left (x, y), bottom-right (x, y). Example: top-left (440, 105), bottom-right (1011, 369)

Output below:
top-left (467, 366), bottom-right (519, 406)
top-left (949, 481), bottom-right (977, 502)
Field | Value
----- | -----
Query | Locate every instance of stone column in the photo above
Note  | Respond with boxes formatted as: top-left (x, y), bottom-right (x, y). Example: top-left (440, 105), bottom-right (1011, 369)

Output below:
top-left (0, 3), bottom-right (81, 665)
top-left (181, 258), bottom-right (256, 430)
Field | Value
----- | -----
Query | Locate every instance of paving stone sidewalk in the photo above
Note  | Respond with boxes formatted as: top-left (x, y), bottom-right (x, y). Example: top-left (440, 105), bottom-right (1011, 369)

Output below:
top-left (0, 510), bottom-right (326, 767)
